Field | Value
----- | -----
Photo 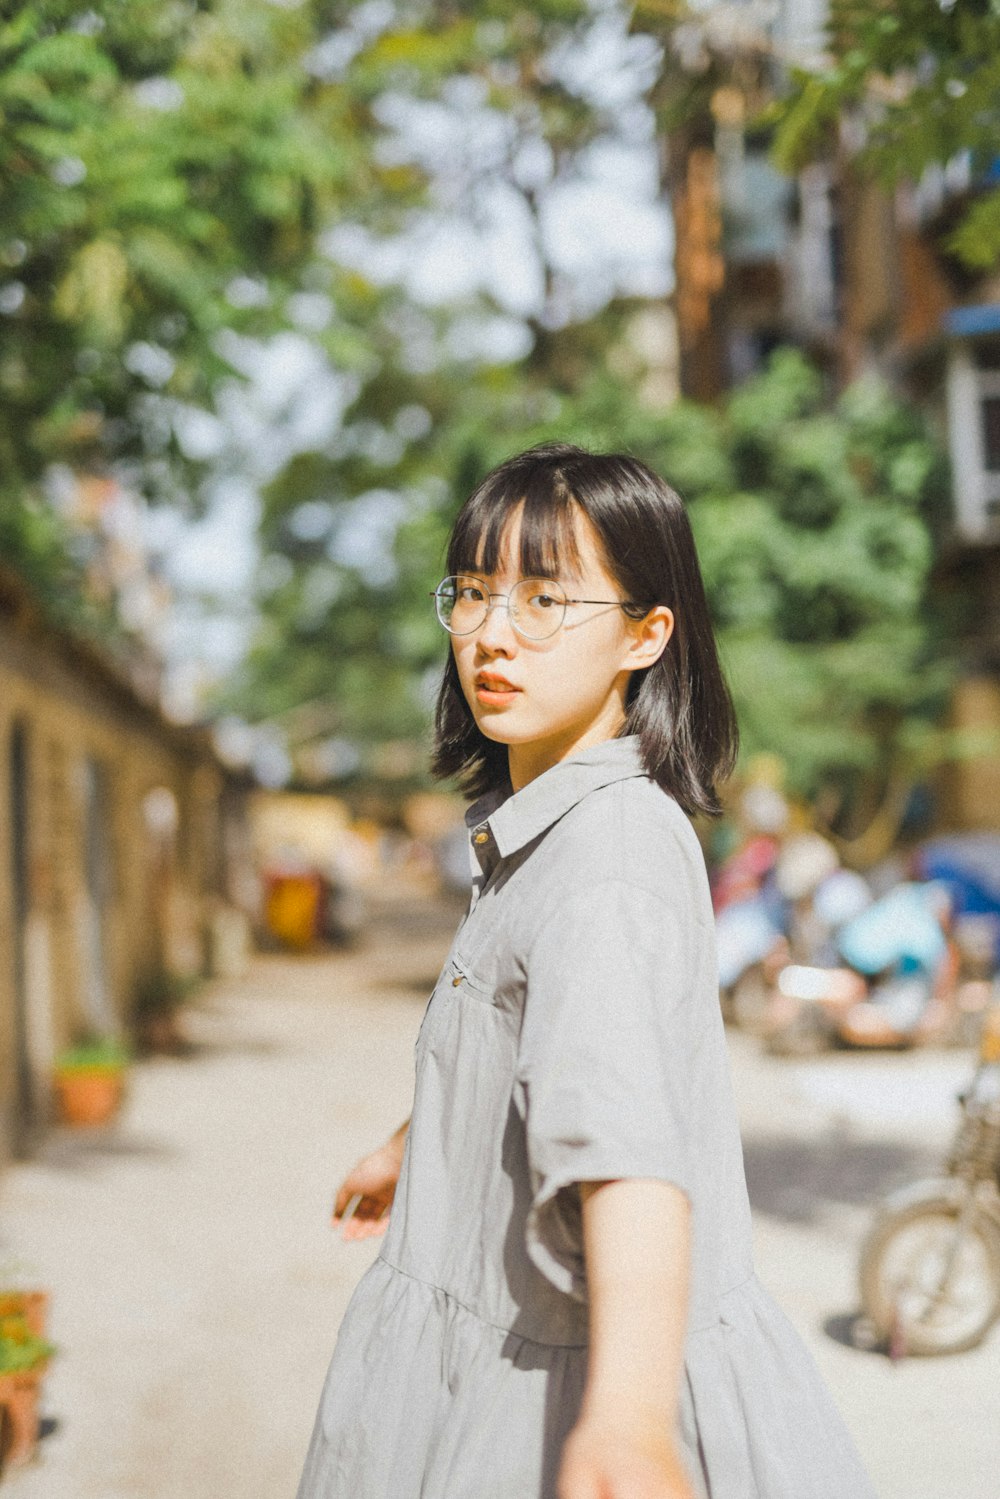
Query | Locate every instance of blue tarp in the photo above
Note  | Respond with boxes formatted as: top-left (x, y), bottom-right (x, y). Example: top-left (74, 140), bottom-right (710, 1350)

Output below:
top-left (837, 882), bottom-right (948, 975)
top-left (918, 834), bottom-right (1000, 914)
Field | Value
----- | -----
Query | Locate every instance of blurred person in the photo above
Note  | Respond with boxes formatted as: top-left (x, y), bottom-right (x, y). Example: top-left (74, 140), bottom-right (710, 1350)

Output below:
top-left (836, 879), bottom-right (958, 1046)
top-left (709, 779), bottom-right (788, 914)
top-left (712, 788), bottom-right (791, 1022)
top-left (296, 446), bottom-right (875, 1499)
top-left (320, 826), bottom-right (368, 947)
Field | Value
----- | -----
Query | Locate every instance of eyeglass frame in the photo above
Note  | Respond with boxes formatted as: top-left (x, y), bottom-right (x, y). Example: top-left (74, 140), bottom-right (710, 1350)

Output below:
top-left (430, 573), bottom-right (651, 641)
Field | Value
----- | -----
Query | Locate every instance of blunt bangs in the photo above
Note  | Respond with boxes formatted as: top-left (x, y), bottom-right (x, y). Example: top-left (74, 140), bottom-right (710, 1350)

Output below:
top-left (446, 457), bottom-right (582, 581)
top-left (433, 441), bottom-right (739, 818)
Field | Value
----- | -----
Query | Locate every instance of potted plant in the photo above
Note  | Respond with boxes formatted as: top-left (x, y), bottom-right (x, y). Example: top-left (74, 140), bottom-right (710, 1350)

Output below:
top-left (52, 1037), bottom-right (129, 1126)
top-left (132, 970), bottom-right (193, 1055)
top-left (0, 1312), bottom-right (55, 1472)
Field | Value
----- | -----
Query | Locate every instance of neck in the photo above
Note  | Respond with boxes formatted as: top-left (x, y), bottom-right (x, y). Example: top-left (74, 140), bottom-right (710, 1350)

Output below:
top-left (507, 703), bottom-right (628, 792)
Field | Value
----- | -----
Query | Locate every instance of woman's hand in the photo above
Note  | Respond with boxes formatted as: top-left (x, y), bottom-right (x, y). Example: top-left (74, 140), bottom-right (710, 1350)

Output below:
top-left (332, 1120), bottom-right (409, 1240)
top-left (558, 1417), bottom-right (696, 1499)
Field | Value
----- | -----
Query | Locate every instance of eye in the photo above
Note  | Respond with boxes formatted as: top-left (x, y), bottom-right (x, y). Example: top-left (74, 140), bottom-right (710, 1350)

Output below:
top-left (528, 591), bottom-right (560, 609)
top-left (457, 582), bottom-right (486, 602)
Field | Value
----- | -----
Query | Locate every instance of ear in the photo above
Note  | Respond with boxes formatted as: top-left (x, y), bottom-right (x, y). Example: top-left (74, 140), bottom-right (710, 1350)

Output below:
top-left (623, 605), bottom-right (674, 673)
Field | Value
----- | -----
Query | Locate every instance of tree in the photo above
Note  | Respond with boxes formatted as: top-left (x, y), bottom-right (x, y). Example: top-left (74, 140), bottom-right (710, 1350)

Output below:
top-left (227, 330), bottom-right (950, 813)
top-left (0, 0), bottom-right (414, 624)
top-left (216, 0), bottom-right (669, 759)
top-left (770, 0), bottom-right (1000, 270)
top-left (213, 3), bottom-right (951, 813)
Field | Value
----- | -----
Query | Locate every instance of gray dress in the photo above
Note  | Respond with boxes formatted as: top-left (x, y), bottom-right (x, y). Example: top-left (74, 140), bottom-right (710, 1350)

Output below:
top-left (297, 735), bottom-right (876, 1499)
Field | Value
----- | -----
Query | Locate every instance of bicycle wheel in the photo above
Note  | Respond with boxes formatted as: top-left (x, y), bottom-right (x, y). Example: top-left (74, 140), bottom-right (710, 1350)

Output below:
top-left (859, 1191), bottom-right (1000, 1355)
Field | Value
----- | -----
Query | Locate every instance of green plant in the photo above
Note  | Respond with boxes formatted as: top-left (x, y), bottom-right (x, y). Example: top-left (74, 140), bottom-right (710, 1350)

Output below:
top-left (133, 970), bottom-right (193, 1020)
top-left (770, 0), bottom-right (1000, 271)
top-left (0, 1316), bottom-right (54, 1375)
top-left (53, 1037), bottom-right (130, 1075)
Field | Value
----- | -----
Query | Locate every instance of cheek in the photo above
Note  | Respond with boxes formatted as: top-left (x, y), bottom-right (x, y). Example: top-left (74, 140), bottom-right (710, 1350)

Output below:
top-left (559, 624), bottom-right (623, 683)
top-left (452, 641), bottom-right (484, 706)
top-left (532, 632), bottom-right (622, 708)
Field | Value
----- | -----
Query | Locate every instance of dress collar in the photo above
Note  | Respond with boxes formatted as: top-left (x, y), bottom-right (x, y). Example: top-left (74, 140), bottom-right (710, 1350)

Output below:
top-left (464, 734), bottom-right (647, 859)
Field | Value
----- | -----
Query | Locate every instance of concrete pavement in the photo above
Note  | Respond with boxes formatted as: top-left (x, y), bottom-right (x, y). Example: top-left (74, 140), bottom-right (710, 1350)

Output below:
top-left (1, 882), bottom-right (996, 1498)
top-left (732, 1040), bottom-right (999, 1499)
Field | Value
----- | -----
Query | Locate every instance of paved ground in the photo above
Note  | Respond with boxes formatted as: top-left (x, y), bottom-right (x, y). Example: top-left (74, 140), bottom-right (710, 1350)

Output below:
top-left (1, 881), bottom-right (997, 1498)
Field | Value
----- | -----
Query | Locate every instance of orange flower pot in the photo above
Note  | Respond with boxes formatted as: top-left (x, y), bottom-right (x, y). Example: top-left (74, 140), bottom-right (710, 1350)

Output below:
top-left (54, 1069), bottom-right (124, 1126)
top-left (0, 1366), bottom-right (45, 1471)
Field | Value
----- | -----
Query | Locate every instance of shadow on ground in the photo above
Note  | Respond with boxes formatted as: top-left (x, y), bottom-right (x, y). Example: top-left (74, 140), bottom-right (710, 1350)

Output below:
top-left (370, 891), bottom-right (465, 939)
top-left (743, 1127), bottom-right (935, 1225)
top-left (174, 1027), bottom-right (284, 1061)
top-left (823, 1311), bottom-right (891, 1357)
top-left (370, 971), bottom-right (443, 997)
top-left (29, 1127), bottom-right (179, 1173)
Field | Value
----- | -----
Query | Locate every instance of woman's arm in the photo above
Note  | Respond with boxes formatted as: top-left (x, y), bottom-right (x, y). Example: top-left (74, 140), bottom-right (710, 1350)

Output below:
top-left (558, 1178), bottom-right (696, 1499)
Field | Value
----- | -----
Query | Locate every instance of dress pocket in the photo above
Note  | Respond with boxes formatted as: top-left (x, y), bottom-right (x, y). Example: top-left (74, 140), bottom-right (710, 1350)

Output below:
top-left (414, 955), bottom-right (484, 1052)
top-left (448, 952), bottom-right (495, 1003)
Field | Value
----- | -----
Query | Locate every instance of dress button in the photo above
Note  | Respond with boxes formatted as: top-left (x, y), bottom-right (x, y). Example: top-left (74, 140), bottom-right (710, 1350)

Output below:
top-left (473, 830), bottom-right (489, 845)
top-left (452, 975), bottom-right (463, 987)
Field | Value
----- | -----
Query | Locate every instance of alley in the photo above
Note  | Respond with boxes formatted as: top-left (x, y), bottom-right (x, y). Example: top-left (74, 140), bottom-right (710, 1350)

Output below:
top-left (1, 882), bottom-right (996, 1499)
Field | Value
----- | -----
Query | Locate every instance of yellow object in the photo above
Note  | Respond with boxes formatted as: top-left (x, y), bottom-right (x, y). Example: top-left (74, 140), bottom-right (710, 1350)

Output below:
top-left (265, 876), bottom-right (321, 950)
top-left (743, 752), bottom-right (786, 790)
top-left (980, 1005), bottom-right (1000, 1063)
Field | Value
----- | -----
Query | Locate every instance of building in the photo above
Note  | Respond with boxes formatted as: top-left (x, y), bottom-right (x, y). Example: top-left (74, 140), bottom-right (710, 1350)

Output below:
top-left (0, 565), bottom-right (254, 1162)
top-left (656, 0), bottom-right (1000, 829)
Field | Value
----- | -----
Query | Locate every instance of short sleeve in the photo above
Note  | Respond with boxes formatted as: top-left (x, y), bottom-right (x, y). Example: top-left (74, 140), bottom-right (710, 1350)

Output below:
top-left (515, 875), bottom-right (701, 1301)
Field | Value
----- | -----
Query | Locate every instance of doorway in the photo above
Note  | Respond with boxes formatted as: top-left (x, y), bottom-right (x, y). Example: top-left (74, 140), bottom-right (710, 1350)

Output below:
top-left (79, 754), bottom-right (115, 1036)
top-left (9, 719), bottom-right (35, 1154)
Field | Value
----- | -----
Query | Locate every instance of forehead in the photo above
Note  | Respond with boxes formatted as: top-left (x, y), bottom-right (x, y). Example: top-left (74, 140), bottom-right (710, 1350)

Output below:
top-left (463, 499), bottom-right (610, 581)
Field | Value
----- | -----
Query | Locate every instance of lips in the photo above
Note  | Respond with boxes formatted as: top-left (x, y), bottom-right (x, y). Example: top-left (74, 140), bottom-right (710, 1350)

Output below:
top-left (475, 672), bottom-right (519, 692)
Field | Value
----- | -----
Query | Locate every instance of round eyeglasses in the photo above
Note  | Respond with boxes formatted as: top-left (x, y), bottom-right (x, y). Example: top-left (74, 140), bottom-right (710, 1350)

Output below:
top-left (431, 575), bottom-right (646, 642)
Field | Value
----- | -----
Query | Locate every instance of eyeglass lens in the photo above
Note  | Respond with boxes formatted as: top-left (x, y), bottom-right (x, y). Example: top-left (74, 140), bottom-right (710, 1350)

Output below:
top-left (435, 576), bottom-right (568, 640)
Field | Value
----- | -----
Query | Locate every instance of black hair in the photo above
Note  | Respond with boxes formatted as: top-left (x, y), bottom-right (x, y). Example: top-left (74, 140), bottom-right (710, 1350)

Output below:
top-left (431, 441), bottom-right (739, 817)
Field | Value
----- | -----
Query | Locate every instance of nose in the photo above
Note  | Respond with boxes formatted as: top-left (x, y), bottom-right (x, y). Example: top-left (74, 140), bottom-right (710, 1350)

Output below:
top-left (475, 595), bottom-right (519, 654)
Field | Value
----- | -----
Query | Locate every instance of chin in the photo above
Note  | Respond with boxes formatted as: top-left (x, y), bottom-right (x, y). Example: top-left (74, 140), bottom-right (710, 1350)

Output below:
top-left (472, 712), bottom-right (540, 746)
top-left (474, 717), bottom-right (519, 744)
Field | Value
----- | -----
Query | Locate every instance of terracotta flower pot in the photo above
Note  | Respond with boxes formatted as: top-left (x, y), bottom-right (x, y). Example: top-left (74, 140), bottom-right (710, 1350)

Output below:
top-left (0, 1366), bottom-right (45, 1471)
top-left (54, 1069), bottom-right (124, 1126)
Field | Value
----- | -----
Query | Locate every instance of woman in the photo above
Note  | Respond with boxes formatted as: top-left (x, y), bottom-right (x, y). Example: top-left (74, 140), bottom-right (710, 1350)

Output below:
top-left (297, 443), bottom-right (876, 1499)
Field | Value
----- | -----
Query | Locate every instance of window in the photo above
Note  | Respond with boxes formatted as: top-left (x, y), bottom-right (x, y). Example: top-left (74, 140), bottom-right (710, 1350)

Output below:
top-left (981, 395), bottom-right (1000, 473)
top-left (945, 339), bottom-right (1000, 542)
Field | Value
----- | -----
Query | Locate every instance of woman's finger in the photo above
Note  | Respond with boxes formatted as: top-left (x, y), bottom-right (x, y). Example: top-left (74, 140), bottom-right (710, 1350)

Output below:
top-left (332, 1190), bottom-right (363, 1227)
top-left (336, 1194), bottom-right (392, 1239)
top-left (332, 1181), bottom-right (364, 1218)
top-left (345, 1201), bottom-right (391, 1240)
